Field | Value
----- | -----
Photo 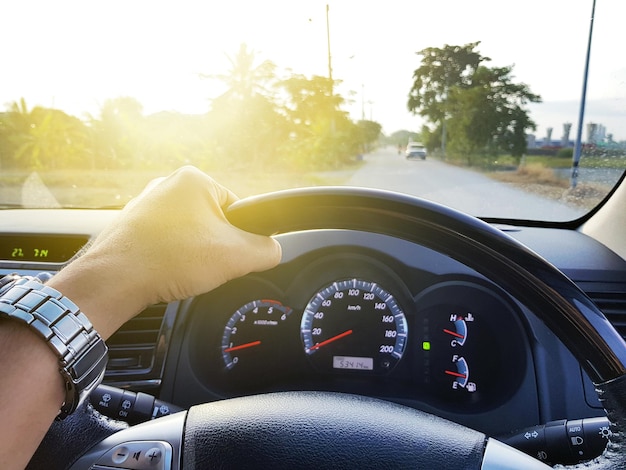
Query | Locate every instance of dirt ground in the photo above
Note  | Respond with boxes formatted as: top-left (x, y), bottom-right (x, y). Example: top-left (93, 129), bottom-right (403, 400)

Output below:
top-left (490, 172), bottom-right (610, 212)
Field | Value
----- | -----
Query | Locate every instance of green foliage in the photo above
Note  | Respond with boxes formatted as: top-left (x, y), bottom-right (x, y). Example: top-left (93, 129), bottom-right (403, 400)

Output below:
top-left (0, 44), bottom-right (381, 174)
top-left (556, 147), bottom-right (574, 159)
top-left (408, 42), bottom-right (541, 164)
top-left (357, 120), bottom-right (382, 152)
top-left (419, 125), bottom-right (441, 153)
top-left (277, 74), bottom-right (361, 169)
top-left (0, 99), bottom-right (92, 170)
top-left (408, 42), bottom-right (486, 123)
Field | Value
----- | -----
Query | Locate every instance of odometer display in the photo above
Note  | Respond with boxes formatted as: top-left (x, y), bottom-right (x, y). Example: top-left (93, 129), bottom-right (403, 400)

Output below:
top-left (300, 279), bottom-right (408, 374)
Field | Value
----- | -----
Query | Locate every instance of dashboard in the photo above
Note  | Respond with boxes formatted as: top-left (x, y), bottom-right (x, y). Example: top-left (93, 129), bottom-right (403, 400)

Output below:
top-left (160, 226), bottom-right (625, 439)
top-left (1, 209), bottom-right (625, 445)
top-left (172, 232), bottom-right (531, 425)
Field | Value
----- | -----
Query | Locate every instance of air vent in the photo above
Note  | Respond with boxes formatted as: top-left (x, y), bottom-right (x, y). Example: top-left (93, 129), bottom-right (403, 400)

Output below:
top-left (104, 303), bottom-right (173, 391)
top-left (586, 290), bottom-right (626, 341)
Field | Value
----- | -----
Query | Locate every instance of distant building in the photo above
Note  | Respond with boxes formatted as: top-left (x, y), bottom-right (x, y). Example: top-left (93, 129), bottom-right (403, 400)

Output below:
top-left (528, 121), bottom-right (610, 149)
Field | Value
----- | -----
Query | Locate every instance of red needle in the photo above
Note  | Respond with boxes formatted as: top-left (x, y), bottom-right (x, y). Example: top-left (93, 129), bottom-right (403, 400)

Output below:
top-left (224, 340), bottom-right (262, 353)
top-left (310, 329), bottom-right (353, 351)
top-left (443, 328), bottom-right (465, 339)
top-left (444, 370), bottom-right (467, 379)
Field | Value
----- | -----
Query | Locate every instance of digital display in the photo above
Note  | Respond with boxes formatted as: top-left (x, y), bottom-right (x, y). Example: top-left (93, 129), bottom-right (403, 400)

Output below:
top-left (333, 356), bottom-right (374, 371)
top-left (1, 235), bottom-right (89, 263)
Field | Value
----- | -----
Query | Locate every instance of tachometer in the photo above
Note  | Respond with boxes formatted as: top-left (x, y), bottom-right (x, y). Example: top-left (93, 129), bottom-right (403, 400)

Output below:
top-left (221, 300), bottom-right (293, 370)
top-left (300, 279), bottom-right (408, 374)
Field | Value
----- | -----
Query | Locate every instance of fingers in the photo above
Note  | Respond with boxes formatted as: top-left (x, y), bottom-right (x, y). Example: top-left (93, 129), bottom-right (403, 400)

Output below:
top-left (238, 231), bottom-right (283, 274)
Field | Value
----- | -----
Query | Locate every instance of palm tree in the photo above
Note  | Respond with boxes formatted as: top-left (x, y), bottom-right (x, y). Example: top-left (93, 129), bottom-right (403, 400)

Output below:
top-left (203, 44), bottom-right (285, 167)
top-left (206, 43), bottom-right (277, 104)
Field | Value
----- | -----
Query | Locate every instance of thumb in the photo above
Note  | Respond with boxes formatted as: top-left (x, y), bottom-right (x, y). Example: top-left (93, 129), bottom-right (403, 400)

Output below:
top-left (226, 229), bottom-right (282, 279)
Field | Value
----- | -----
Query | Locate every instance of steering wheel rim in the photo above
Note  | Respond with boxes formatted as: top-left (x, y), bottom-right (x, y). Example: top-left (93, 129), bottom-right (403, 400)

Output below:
top-left (31, 187), bottom-right (626, 469)
top-left (225, 187), bottom-right (626, 467)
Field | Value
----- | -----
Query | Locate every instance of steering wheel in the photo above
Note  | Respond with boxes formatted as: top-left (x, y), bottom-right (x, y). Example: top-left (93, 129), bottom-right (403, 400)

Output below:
top-left (29, 188), bottom-right (626, 469)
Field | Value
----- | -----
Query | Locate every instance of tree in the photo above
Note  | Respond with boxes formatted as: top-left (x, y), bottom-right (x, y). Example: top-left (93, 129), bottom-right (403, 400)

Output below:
top-left (1, 99), bottom-right (90, 170)
top-left (446, 65), bottom-right (540, 163)
top-left (206, 43), bottom-right (277, 103)
top-left (357, 120), bottom-right (382, 152)
top-left (408, 42), bottom-right (486, 154)
top-left (278, 74), bottom-right (356, 168)
top-left (408, 43), bottom-right (540, 162)
top-left (89, 97), bottom-right (146, 168)
top-left (204, 44), bottom-right (286, 167)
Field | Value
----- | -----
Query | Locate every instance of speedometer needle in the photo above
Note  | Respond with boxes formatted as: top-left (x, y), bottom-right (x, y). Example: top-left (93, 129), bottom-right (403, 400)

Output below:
top-left (310, 329), bottom-right (353, 351)
top-left (224, 340), bottom-right (262, 353)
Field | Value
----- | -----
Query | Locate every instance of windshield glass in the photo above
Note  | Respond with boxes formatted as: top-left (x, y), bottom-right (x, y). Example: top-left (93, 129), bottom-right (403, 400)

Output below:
top-left (1, 0), bottom-right (624, 221)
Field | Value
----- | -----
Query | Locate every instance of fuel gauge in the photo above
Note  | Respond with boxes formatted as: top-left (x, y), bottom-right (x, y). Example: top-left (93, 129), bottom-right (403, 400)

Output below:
top-left (446, 355), bottom-right (477, 392)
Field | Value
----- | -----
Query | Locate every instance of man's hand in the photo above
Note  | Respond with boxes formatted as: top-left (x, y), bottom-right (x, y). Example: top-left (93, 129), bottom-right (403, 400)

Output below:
top-left (48, 166), bottom-right (281, 338)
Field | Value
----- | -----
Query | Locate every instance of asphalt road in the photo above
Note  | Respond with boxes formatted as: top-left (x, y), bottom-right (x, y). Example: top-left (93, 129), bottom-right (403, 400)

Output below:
top-left (348, 147), bottom-right (584, 221)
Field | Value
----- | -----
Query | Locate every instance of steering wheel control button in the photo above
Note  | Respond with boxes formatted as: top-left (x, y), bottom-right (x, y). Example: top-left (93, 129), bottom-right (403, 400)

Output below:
top-left (97, 441), bottom-right (172, 469)
top-left (144, 448), bottom-right (162, 465)
top-left (111, 446), bottom-right (131, 464)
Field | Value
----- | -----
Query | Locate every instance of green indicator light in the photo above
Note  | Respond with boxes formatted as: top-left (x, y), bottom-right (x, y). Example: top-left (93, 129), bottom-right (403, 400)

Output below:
top-left (422, 341), bottom-right (431, 351)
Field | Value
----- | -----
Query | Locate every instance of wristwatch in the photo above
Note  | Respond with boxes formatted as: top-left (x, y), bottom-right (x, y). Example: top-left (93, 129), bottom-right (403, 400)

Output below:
top-left (0, 274), bottom-right (108, 419)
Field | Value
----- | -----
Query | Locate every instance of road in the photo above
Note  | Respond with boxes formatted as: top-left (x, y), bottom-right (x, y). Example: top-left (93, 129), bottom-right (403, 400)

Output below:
top-left (347, 147), bottom-right (584, 221)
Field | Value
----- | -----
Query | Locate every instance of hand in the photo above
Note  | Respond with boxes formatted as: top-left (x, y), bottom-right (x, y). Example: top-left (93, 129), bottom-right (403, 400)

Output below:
top-left (47, 166), bottom-right (281, 338)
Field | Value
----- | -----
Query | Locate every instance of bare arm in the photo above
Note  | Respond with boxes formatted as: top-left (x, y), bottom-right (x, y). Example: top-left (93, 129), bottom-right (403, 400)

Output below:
top-left (0, 167), bottom-right (281, 469)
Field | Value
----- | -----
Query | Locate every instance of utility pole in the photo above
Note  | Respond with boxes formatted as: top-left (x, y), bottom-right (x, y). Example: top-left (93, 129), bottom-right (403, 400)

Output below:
top-left (326, 4), bottom-right (335, 134)
top-left (571, 0), bottom-right (596, 189)
top-left (326, 4), bottom-right (332, 90)
top-left (361, 84), bottom-right (365, 121)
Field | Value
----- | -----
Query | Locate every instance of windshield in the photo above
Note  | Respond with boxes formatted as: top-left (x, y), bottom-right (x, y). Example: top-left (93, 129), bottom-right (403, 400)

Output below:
top-left (1, 0), bottom-right (625, 221)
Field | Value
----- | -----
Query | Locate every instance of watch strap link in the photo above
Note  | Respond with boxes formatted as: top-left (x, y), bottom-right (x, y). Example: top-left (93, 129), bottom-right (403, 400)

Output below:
top-left (0, 276), bottom-right (108, 419)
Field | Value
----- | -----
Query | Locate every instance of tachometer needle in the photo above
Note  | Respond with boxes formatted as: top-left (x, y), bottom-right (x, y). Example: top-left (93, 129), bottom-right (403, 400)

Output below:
top-left (224, 340), bottom-right (262, 353)
top-left (443, 328), bottom-right (465, 339)
top-left (310, 329), bottom-right (353, 351)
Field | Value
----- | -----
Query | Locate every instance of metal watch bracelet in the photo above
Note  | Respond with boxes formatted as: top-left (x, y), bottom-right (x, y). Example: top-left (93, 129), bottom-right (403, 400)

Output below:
top-left (0, 274), bottom-right (108, 419)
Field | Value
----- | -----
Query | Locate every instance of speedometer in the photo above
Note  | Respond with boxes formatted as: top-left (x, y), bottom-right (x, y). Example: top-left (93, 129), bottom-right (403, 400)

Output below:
top-left (300, 279), bottom-right (408, 374)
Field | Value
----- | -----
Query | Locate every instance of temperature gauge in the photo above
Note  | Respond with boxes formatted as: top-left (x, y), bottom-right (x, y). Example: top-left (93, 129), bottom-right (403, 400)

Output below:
top-left (443, 313), bottom-right (474, 347)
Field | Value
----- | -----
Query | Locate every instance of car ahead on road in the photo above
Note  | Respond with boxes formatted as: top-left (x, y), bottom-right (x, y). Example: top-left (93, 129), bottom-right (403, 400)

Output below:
top-left (406, 142), bottom-right (427, 160)
top-left (2, 1), bottom-right (626, 469)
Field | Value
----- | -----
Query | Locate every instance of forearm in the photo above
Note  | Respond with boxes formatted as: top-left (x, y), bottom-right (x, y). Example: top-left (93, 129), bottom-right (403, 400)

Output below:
top-left (0, 320), bottom-right (65, 470)
top-left (0, 259), bottom-right (134, 470)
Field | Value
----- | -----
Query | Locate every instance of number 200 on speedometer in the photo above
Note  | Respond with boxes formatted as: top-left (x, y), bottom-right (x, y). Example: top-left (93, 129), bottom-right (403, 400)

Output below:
top-left (300, 279), bottom-right (408, 374)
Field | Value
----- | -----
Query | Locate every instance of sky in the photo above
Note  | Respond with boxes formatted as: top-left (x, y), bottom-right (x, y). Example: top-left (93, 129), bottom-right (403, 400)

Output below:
top-left (2, 0), bottom-right (626, 140)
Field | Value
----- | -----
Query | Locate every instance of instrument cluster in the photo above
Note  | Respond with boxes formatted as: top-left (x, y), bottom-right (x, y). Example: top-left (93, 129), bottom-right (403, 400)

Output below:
top-left (184, 249), bottom-right (529, 412)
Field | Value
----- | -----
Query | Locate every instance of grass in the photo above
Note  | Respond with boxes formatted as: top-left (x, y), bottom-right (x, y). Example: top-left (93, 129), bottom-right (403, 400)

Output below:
top-left (494, 163), bottom-right (568, 187)
top-left (0, 164), bottom-right (360, 208)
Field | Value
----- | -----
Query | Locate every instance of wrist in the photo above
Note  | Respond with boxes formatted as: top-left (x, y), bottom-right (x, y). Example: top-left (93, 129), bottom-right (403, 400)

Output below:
top-left (47, 252), bottom-right (149, 339)
top-left (0, 275), bottom-right (108, 418)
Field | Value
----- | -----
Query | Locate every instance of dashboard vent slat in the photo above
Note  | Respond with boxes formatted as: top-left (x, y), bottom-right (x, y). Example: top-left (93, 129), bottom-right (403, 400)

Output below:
top-left (104, 303), bottom-right (171, 391)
